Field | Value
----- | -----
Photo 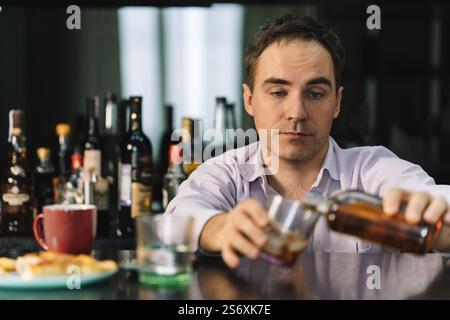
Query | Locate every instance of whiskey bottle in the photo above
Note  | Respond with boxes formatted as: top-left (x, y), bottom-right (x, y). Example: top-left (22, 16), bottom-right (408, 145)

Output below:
top-left (119, 96), bottom-right (153, 237)
top-left (55, 123), bottom-right (72, 178)
top-left (83, 96), bottom-right (102, 181)
top-left (1, 110), bottom-right (33, 236)
top-left (102, 92), bottom-right (123, 237)
top-left (302, 190), bottom-right (442, 254)
top-left (34, 148), bottom-right (55, 213)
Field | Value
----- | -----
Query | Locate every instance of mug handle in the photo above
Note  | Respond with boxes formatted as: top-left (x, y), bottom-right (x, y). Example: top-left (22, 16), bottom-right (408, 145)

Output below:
top-left (33, 214), bottom-right (48, 251)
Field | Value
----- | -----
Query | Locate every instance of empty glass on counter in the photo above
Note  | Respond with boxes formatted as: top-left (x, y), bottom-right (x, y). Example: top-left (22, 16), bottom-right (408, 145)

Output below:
top-left (136, 214), bottom-right (194, 286)
top-left (262, 195), bottom-right (321, 266)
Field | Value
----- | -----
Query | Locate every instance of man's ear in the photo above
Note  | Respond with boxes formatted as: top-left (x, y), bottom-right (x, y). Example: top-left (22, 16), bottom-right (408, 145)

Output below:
top-left (242, 83), bottom-right (254, 116)
top-left (333, 86), bottom-right (344, 119)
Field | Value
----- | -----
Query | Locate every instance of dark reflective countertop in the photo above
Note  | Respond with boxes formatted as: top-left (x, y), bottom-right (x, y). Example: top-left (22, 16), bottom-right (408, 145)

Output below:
top-left (1, 249), bottom-right (450, 300)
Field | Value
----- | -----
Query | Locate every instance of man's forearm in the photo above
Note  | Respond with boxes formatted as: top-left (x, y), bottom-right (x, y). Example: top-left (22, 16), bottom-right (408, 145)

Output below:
top-left (199, 213), bottom-right (227, 252)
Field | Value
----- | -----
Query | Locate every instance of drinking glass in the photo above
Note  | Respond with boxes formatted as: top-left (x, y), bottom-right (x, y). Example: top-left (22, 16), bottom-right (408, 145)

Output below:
top-left (261, 195), bottom-right (321, 266)
top-left (136, 214), bottom-right (194, 286)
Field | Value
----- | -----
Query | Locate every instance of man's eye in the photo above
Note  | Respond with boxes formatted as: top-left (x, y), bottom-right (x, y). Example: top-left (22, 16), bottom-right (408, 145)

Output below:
top-left (306, 91), bottom-right (323, 100)
top-left (271, 91), bottom-right (287, 97)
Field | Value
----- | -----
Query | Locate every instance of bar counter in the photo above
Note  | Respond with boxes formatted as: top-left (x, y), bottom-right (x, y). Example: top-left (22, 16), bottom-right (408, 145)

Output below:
top-left (1, 248), bottom-right (449, 300)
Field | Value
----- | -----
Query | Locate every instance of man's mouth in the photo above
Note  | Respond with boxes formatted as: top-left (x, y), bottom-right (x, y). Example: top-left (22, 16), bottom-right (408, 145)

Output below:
top-left (279, 131), bottom-right (312, 137)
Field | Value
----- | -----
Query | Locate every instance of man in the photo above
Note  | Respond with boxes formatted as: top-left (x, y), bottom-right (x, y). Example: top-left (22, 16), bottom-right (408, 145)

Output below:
top-left (166, 14), bottom-right (450, 268)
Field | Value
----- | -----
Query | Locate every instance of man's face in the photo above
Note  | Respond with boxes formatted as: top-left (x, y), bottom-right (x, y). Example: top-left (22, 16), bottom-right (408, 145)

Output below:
top-left (243, 39), bottom-right (343, 163)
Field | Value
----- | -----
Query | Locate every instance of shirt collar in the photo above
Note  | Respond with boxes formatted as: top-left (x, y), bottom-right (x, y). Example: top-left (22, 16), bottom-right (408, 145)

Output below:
top-left (239, 137), bottom-right (340, 183)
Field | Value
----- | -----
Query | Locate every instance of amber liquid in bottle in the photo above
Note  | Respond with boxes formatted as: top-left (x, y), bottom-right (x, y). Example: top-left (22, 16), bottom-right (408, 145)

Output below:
top-left (325, 193), bottom-right (442, 254)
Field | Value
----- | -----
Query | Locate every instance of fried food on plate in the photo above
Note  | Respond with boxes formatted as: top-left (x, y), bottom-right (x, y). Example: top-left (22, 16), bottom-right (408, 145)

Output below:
top-left (0, 252), bottom-right (117, 280)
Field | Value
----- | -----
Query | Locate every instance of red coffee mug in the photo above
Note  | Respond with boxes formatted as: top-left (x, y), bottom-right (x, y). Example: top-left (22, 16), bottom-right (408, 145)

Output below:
top-left (33, 204), bottom-right (97, 255)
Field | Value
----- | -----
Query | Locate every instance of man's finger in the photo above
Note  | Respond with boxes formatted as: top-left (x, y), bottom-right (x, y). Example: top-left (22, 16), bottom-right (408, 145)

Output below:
top-left (443, 210), bottom-right (450, 225)
top-left (240, 199), bottom-right (269, 227)
top-left (233, 212), bottom-right (268, 248)
top-left (229, 231), bottom-right (260, 260)
top-left (423, 197), bottom-right (448, 223)
top-left (221, 244), bottom-right (240, 269)
top-left (405, 192), bottom-right (430, 223)
top-left (382, 187), bottom-right (406, 216)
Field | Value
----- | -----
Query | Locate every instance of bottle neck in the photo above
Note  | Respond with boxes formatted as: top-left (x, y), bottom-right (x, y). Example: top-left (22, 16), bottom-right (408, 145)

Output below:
top-left (88, 116), bottom-right (100, 136)
top-left (38, 157), bottom-right (51, 166)
top-left (105, 100), bottom-right (119, 135)
top-left (9, 133), bottom-right (27, 163)
top-left (37, 157), bottom-right (54, 173)
top-left (58, 134), bottom-right (69, 149)
top-left (129, 111), bottom-right (142, 133)
top-left (166, 106), bottom-right (173, 132)
top-left (214, 100), bottom-right (227, 130)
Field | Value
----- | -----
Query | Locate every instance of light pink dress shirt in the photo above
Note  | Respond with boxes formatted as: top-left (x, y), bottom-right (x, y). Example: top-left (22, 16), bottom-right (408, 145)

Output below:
top-left (166, 137), bottom-right (450, 253)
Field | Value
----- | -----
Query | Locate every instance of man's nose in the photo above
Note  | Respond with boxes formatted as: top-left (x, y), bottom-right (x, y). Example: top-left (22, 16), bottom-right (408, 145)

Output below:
top-left (286, 95), bottom-right (308, 122)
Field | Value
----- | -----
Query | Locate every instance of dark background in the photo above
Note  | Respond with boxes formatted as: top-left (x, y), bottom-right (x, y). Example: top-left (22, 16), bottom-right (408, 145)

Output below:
top-left (1, 1), bottom-right (450, 194)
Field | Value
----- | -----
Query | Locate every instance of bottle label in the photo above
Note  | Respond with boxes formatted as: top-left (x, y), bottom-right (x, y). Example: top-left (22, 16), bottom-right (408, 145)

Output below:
top-left (120, 164), bottom-right (132, 206)
top-left (95, 178), bottom-right (109, 211)
top-left (2, 193), bottom-right (30, 206)
top-left (131, 182), bottom-right (152, 218)
top-left (84, 150), bottom-right (101, 180)
top-left (131, 154), bottom-right (152, 183)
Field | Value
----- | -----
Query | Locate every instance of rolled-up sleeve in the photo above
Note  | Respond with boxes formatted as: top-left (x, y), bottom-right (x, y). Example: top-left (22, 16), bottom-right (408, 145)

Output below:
top-left (165, 161), bottom-right (237, 252)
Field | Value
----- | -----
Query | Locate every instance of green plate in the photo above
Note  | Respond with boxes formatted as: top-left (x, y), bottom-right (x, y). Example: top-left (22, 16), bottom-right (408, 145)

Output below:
top-left (0, 269), bottom-right (118, 290)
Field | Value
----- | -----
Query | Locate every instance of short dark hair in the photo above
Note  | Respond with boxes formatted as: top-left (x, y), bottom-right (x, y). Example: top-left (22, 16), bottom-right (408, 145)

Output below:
top-left (245, 14), bottom-right (346, 91)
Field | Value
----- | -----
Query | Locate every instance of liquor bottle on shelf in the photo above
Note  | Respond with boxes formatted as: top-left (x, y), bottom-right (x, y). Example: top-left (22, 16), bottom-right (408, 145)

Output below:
top-left (53, 123), bottom-right (72, 204)
top-left (102, 92), bottom-right (123, 237)
top-left (34, 148), bottom-right (55, 213)
top-left (83, 96), bottom-right (102, 182)
top-left (1, 110), bottom-right (33, 236)
top-left (119, 96), bottom-right (153, 237)
top-left (162, 144), bottom-right (187, 210)
top-left (159, 104), bottom-right (174, 177)
top-left (55, 123), bottom-right (72, 178)
top-left (302, 190), bottom-right (443, 254)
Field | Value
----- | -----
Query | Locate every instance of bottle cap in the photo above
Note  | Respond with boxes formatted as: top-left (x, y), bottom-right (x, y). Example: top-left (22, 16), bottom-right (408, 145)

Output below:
top-left (36, 148), bottom-right (51, 159)
top-left (9, 109), bottom-right (24, 130)
top-left (182, 117), bottom-right (193, 128)
top-left (105, 92), bottom-right (117, 102)
top-left (56, 123), bottom-right (71, 136)
top-left (216, 97), bottom-right (227, 104)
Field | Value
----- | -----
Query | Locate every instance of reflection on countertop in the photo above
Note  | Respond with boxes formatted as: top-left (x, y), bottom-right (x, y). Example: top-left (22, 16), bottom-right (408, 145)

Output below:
top-left (197, 253), bottom-right (446, 300)
top-left (0, 250), bottom-right (448, 300)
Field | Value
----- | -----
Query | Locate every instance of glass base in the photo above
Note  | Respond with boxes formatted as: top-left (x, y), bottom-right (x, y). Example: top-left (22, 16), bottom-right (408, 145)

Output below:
top-left (260, 252), bottom-right (294, 267)
top-left (139, 271), bottom-right (191, 287)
